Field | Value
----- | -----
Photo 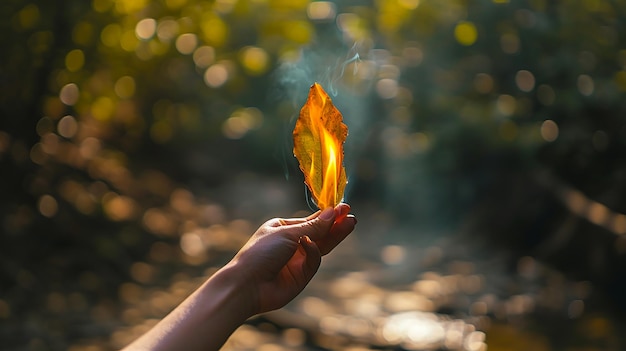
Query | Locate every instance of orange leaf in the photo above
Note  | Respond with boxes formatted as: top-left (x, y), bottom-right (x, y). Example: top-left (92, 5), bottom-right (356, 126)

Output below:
top-left (293, 83), bottom-right (348, 209)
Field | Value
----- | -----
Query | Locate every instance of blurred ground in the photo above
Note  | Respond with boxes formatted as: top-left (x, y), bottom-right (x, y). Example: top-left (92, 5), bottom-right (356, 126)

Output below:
top-left (3, 176), bottom-right (625, 351)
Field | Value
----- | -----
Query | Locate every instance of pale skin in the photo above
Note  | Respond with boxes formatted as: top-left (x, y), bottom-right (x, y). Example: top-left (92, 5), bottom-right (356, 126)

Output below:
top-left (123, 203), bottom-right (357, 351)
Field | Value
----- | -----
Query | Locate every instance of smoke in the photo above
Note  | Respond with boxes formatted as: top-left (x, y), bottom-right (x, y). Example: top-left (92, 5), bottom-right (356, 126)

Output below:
top-left (272, 42), bottom-right (376, 206)
top-left (273, 43), bottom-right (362, 106)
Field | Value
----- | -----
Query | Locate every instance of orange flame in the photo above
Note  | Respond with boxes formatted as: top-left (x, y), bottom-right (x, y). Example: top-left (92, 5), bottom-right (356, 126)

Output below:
top-left (320, 129), bottom-right (338, 205)
top-left (293, 83), bottom-right (347, 209)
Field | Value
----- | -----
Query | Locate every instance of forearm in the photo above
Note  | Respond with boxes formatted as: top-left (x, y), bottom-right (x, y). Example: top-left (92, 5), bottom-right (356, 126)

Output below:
top-left (123, 263), bottom-right (254, 351)
top-left (122, 206), bottom-right (354, 350)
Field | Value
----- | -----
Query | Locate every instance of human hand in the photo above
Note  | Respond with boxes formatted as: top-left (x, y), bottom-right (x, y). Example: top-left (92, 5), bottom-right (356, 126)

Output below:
top-left (122, 204), bottom-right (355, 351)
top-left (229, 203), bottom-right (356, 315)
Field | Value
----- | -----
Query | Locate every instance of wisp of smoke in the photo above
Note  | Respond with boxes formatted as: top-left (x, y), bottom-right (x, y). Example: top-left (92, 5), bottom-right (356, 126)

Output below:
top-left (272, 42), bottom-right (376, 208)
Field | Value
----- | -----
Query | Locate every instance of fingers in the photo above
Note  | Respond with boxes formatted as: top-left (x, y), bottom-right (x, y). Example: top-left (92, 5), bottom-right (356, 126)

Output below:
top-left (293, 207), bottom-right (335, 240)
top-left (267, 217), bottom-right (306, 227)
top-left (266, 209), bottom-right (324, 227)
top-left (317, 214), bottom-right (357, 255)
top-left (268, 203), bottom-right (351, 227)
top-left (335, 203), bottom-right (351, 221)
top-left (266, 204), bottom-right (355, 249)
top-left (299, 235), bottom-right (321, 280)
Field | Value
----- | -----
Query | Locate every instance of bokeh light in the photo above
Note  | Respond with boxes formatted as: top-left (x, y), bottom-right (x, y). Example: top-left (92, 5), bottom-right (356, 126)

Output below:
top-left (38, 195), bottom-right (58, 218)
top-left (454, 21), bottom-right (478, 46)
top-left (101, 23), bottom-right (123, 47)
top-left (175, 33), bottom-right (198, 55)
top-left (380, 245), bottom-right (406, 265)
top-left (180, 230), bottom-right (205, 257)
top-left (157, 19), bottom-right (179, 42)
top-left (540, 120), bottom-right (559, 142)
top-left (193, 45), bottom-right (215, 68)
top-left (135, 18), bottom-right (157, 40)
top-left (17, 4), bottom-right (40, 29)
top-left (91, 96), bottom-right (115, 121)
top-left (201, 14), bottom-right (228, 47)
top-left (222, 107), bottom-right (263, 139)
top-left (59, 83), bottom-right (80, 105)
top-left (496, 94), bottom-right (516, 116)
top-left (57, 115), bottom-right (78, 138)
top-left (307, 1), bottom-right (336, 21)
top-left (120, 29), bottom-right (140, 52)
top-left (240, 46), bottom-right (270, 76)
top-left (376, 78), bottom-right (399, 99)
top-left (515, 70), bottom-right (535, 92)
top-left (114, 76), bottom-right (136, 99)
top-left (204, 63), bottom-right (230, 88)
top-left (65, 49), bottom-right (85, 72)
top-left (103, 193), bottom-right (138, 221)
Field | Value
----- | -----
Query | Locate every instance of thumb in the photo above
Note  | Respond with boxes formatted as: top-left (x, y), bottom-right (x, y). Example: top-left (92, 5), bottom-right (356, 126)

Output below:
top-left (287, 207), bottom-right (336, 242)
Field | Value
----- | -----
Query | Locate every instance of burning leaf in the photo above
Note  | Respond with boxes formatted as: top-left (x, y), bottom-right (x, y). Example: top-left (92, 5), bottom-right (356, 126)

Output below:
top-left (293, 83), bottom-right (348, 209)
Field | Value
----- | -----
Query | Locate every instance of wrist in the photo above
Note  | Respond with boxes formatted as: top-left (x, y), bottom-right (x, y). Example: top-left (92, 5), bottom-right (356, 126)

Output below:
top-left (203, 261), bottom-right (257, 320)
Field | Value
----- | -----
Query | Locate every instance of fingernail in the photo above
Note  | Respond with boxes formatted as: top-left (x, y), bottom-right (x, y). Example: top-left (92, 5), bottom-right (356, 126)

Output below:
top-left (320, 207), bottom-right (334, 221)
top-left (336, 203), bottom-right (350, 220)
top-left (347, 214), bottom-right (357, 225)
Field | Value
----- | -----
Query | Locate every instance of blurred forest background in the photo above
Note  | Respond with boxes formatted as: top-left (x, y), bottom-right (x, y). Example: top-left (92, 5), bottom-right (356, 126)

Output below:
top-left (2, 0), bottom-right (626, 350)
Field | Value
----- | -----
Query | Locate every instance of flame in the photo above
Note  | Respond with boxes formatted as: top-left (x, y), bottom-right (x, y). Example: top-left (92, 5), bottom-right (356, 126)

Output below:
top-left (293, 83), bottom-right (347, 209)
top-left (319, 128), bottom-right (339, 207)
top-left (305, 123), bottom-right (341, 208)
